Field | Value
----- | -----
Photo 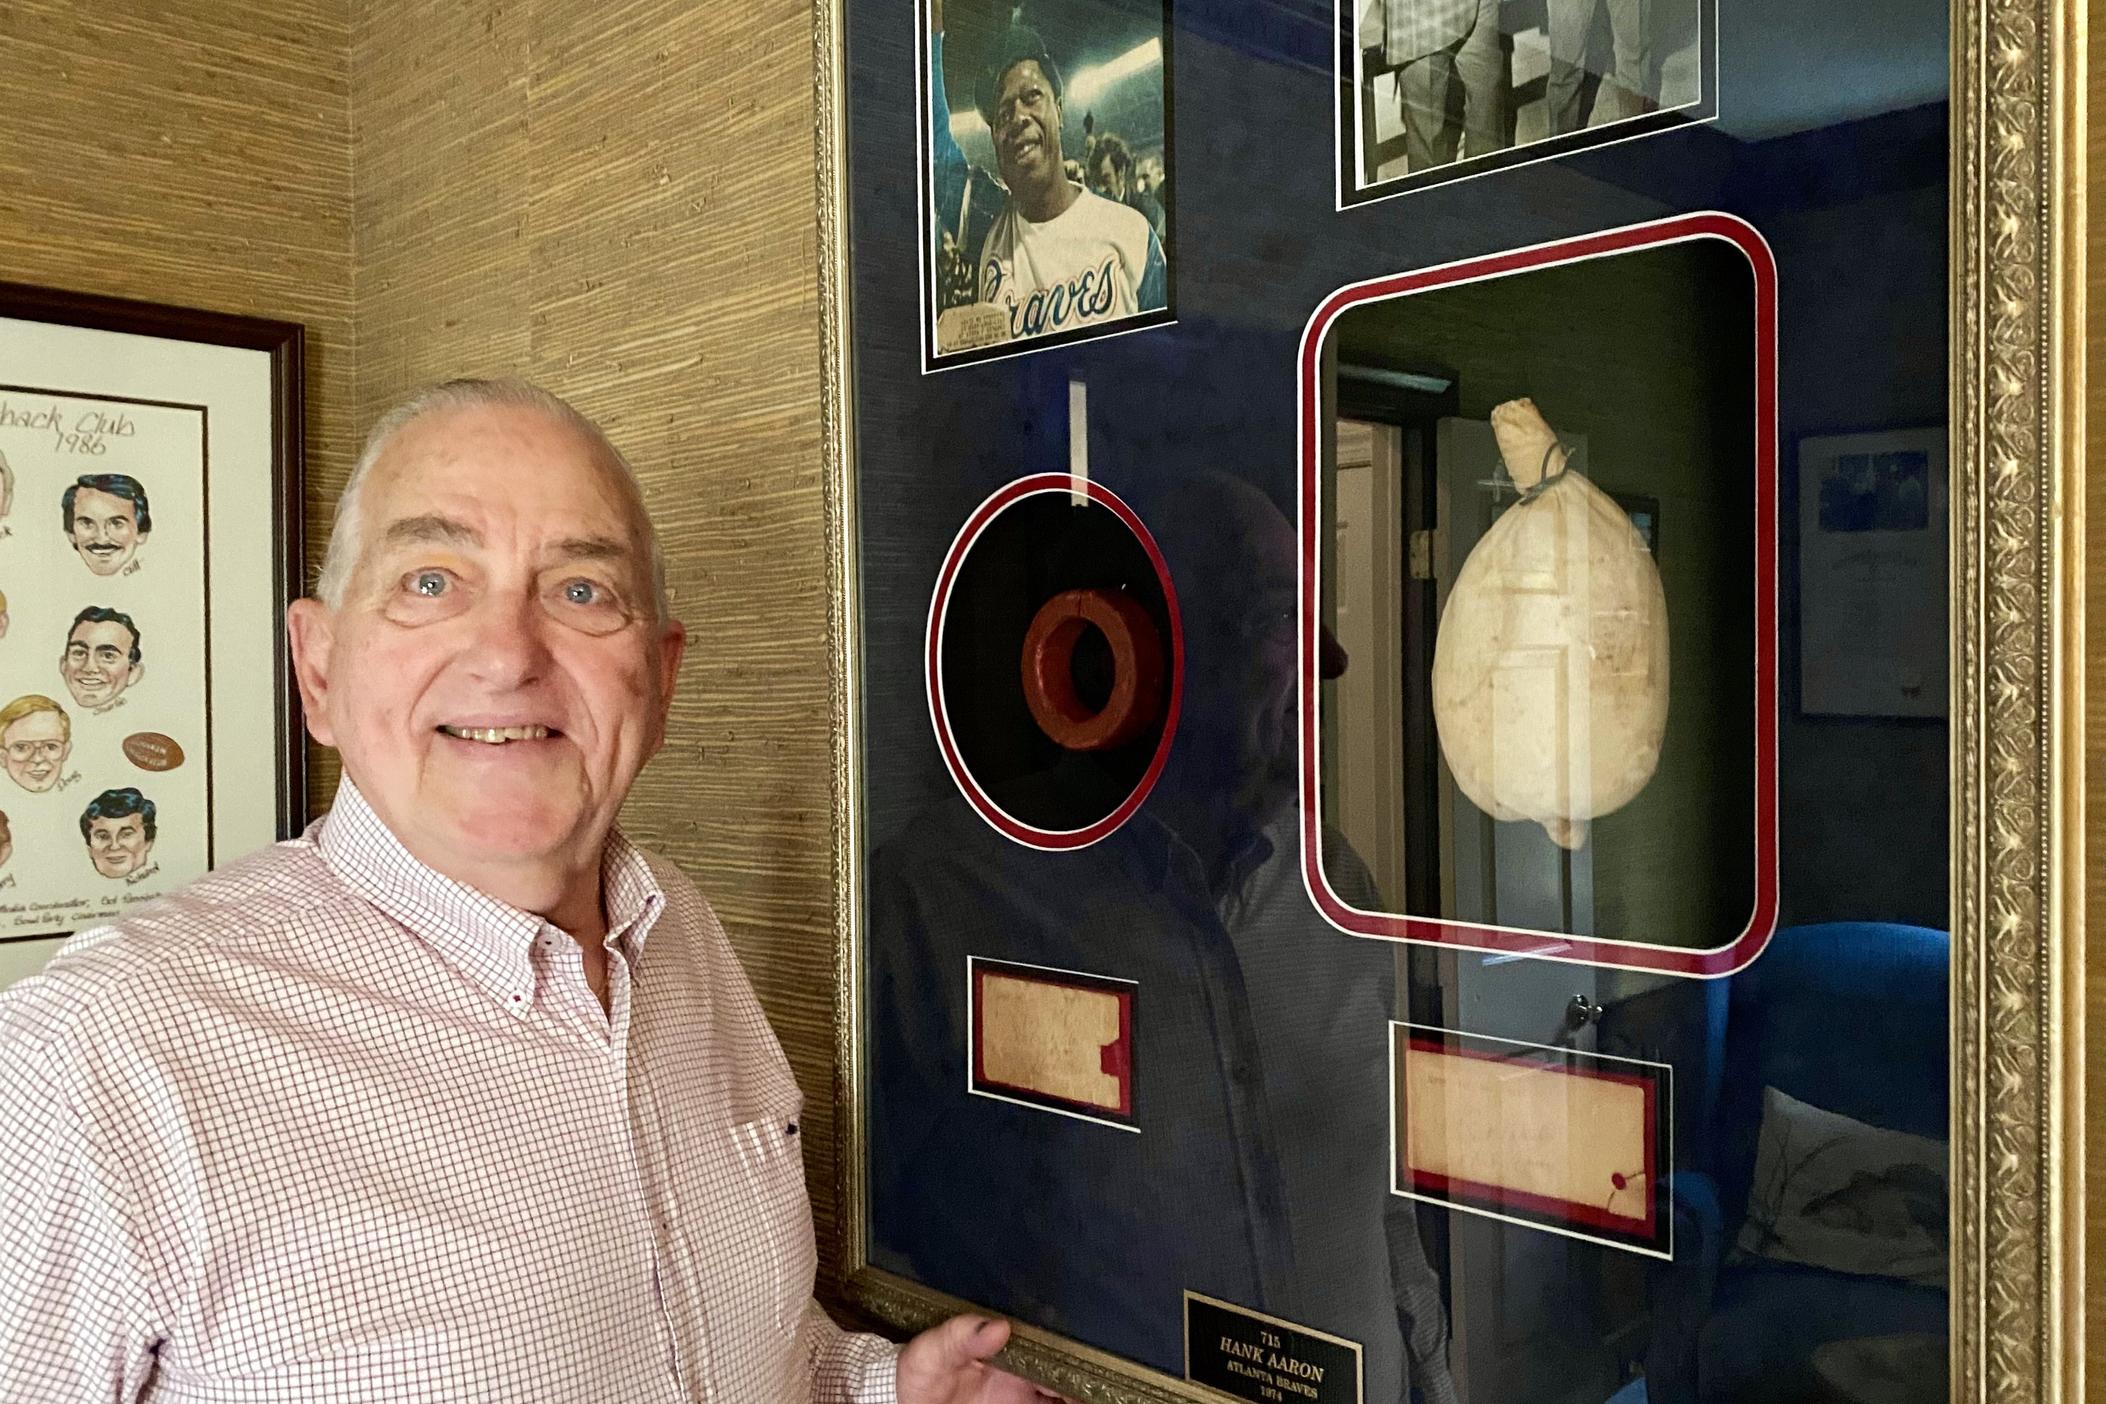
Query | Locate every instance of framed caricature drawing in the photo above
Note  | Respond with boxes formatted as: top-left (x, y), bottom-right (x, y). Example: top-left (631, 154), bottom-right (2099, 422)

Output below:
top-left (0, 283), bottom-right (304, 949)
top-left (814, 0), bottom-right (2084, 1397)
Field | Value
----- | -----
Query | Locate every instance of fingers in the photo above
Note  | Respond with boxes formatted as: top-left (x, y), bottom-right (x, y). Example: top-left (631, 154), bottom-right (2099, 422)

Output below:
top-left (933, 1312), bottom-right (1011, 1368)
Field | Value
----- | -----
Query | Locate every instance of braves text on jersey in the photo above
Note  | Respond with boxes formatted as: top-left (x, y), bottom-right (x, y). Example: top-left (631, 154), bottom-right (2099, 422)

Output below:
top-left (977, 186), bottom-right (1168, 343)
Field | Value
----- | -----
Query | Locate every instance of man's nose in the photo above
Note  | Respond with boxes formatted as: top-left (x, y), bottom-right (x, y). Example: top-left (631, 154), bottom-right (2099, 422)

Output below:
top-left (464, 591), bottom-right (554, 683)
top-left (1319, 623), bottom-right (1349, 681)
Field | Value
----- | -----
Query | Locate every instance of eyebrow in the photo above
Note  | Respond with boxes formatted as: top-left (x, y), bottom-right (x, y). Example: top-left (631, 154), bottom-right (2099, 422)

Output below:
top-left (377, 514), bottom-right (482, 550)
top-left (549, 535), bottom-right (633, 565)
top-left (372, 518), bottom-right (638, 570)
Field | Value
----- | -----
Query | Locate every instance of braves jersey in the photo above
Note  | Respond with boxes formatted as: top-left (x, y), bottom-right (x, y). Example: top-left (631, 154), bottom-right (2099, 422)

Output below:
top-left (978, 187), bottom-right (1169, 343)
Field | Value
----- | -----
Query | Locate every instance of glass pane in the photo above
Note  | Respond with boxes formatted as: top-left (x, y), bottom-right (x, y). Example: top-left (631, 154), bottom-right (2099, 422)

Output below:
top-left (849, 0), bottom-right (1952, 1395)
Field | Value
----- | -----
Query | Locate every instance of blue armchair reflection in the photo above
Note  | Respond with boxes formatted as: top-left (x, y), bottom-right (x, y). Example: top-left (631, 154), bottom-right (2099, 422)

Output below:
top-left (1603, 922), bottom-right (1950, 1404)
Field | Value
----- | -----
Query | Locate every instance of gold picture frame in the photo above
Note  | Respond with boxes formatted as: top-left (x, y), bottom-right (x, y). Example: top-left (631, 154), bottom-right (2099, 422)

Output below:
top-left (811, 1), bottom-right (2089, 1399)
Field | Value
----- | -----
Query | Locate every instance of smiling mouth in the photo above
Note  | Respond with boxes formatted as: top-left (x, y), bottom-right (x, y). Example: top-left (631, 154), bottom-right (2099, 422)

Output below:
top-left (437, 724), bottom-right (557, 744)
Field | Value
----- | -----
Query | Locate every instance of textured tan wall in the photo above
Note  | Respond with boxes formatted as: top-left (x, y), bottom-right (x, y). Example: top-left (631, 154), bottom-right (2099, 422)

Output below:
top-left (0, 0), bottom-right (355, 981)
top-left (350, 0), bottom-right (846, 1281)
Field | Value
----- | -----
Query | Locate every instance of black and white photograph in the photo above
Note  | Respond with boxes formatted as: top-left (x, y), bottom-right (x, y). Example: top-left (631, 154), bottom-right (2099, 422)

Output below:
top-left (920, 0), bottom-right (1174, 369)
top-left (1338, 0), bottom-right (1716, 205)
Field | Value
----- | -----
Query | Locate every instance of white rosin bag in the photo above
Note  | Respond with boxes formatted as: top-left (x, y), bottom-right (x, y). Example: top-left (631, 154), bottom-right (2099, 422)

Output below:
top-left (1430, 399), bottom-right (1670, 851)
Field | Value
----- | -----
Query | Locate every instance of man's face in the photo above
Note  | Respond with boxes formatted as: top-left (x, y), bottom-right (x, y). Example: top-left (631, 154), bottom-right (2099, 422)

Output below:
top-left (2, 711), bottom-right (69, 793)
top-left (1156, 480), bottom-right (1309, 829)
top-left (85, 813), bottom-right (150, 878)
top-left (61, 620), bottom-right (143, 708)
top-left (68, 488), bottom-right (144, 575)
top-left (287, 404), bottom-right (686, 900)
top-left (1092, 155), bottom-right (1128, 200)
top-left (993, 60), bottom-right (1063, 192)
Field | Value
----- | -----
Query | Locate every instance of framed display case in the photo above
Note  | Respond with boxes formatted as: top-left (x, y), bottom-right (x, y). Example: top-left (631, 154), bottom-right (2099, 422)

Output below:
top-left (814, 0), bottom-right (2085, 1399)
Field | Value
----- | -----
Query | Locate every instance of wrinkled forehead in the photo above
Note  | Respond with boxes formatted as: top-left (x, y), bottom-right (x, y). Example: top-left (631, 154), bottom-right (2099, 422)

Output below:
top-left (363, 404), bottom-right (652, 555)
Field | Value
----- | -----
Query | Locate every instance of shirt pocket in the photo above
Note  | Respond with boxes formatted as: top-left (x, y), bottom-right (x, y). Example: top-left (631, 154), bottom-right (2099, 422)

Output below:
top-left (730, 1091), bottom-right (817, 1338)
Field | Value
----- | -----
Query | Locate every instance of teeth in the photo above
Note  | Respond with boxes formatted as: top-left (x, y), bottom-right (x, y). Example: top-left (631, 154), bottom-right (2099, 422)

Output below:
top-left (440, 725), bottom-right (551, 744)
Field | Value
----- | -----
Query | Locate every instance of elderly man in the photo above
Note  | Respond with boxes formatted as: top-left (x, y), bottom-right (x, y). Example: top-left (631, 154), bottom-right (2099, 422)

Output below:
top-left (0, 380), bottom-right (1045, 1403)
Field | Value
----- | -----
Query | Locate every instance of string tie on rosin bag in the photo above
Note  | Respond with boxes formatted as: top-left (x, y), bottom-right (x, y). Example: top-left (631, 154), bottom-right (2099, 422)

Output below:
top-left (1430, 398), bottom-right (1670, 851)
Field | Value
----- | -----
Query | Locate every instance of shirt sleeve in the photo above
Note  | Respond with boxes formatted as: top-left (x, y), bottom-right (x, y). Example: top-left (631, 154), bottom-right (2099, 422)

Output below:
top-left (935, 32), bottom-right (972, 228)
top-left (803, 1299), bottom-right (902, 1404)
top-left (1137, 230), bottom-right (1169, 312)
top-left (0, 1012), bottom-right (163, 1402)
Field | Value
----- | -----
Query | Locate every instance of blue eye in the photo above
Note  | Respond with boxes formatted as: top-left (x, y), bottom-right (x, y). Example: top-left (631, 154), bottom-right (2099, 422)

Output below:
top-left (411, 571), bottom-right (448, 598)
top-left (563, 580), bottom-right (599, 605)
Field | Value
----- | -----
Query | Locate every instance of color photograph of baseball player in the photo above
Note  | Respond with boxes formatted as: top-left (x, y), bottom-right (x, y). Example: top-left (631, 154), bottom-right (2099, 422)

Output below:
top-left (1339, 0), bottom-right (1715, 206)
top-left (922, 0), bottom-right (1173, 369)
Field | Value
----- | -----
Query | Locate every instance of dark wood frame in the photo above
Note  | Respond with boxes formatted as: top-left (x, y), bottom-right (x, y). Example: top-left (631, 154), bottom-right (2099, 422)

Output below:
top-left (0, 281), bottom-right (308, 858)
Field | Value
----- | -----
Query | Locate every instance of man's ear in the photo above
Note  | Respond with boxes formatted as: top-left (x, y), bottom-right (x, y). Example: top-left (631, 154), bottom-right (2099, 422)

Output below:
top-left (285, 599), bottom-right (338, 747)
top-left (657, 618), bottom-right (688, 715)
top-left (646, 618), bottom-right (688, 757)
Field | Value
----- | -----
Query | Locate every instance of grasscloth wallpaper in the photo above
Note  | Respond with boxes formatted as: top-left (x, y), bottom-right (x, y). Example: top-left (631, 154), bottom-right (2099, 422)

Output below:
top-left (0, 0), bottom-right (355, 984)
top-left (2, 0), bottom-right (852, 1288)
top-left (351, 0), bottom-right (849, 1283)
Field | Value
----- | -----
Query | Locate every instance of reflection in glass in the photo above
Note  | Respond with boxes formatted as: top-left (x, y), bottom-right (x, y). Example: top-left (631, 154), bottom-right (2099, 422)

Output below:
top-left (849, 0), bottom-right (1954, 1392)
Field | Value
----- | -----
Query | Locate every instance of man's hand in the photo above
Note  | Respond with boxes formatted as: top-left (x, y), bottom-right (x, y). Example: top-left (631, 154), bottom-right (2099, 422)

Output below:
top-left (896, 1315), bottom-right (1063, 1403)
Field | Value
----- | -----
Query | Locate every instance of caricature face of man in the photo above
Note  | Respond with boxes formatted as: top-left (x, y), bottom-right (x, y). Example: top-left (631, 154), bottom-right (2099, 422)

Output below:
top-left (992, 59), bottom-right (1063, 195)
top-left (2, 710), bottom-right (69, 793)
top-left (69, 487), bottom-right (145, 575)
top-left (86, 812), bottom-right (151, 878)
top-left (61, 619), bottom-right (143, 709)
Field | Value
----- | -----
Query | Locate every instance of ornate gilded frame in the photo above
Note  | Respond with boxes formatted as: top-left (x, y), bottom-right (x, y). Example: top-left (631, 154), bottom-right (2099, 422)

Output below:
top-left (811, 1), bottom-right (2089, 1398)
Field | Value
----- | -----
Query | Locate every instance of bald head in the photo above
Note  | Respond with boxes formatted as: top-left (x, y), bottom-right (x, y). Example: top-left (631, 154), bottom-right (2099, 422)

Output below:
top-left (317, 380), bottom-right (668, 622)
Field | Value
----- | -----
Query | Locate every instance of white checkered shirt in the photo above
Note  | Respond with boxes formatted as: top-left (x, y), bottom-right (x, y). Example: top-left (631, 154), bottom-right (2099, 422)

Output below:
top-left (0, 779), bottom-right (900, 1403)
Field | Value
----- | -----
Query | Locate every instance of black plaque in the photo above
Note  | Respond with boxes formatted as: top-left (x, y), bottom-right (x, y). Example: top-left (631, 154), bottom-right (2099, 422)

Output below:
top-left (1184, 1292), bottom-right (1362, 1404)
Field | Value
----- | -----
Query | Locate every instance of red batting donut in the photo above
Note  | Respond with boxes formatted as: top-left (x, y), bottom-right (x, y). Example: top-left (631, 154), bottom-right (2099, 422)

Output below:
top-left (1019, 588), bottom-right (1166, 752)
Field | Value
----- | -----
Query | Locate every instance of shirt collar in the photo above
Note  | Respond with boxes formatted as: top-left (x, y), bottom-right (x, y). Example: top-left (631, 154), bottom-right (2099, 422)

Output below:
top-left (314, 778), bottom-right (666, 1017)
top-left (1114, 803), bottom-right (1278, 902)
